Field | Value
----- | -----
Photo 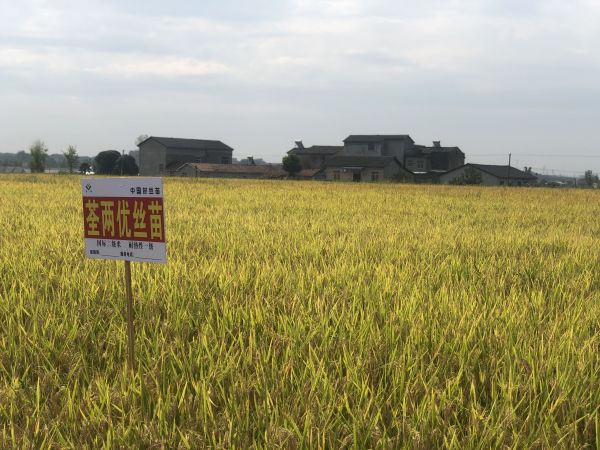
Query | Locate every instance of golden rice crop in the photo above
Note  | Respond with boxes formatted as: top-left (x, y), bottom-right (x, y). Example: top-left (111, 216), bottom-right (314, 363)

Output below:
top-left (0, 174), bottom-right (598, 449)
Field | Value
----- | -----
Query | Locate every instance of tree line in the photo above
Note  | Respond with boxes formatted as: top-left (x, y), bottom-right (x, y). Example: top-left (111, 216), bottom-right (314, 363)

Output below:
top-left (14, 140), bottom-right (139, 175)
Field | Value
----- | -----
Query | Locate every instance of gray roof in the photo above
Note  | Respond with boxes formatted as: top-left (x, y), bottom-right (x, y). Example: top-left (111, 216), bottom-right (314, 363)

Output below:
top-left (288, 145), bottom-right (342, 155)
top-left (343, 134), bottom-right (414, 143)
top-left (407, 145), bottom-right (464, 156)
top-left (325, 155), bottom-right (400, 168)
top-left (466, 164), bottom-right (537, 180)
top-left (140, 136), bottom-right (233, 151)
top-left (175, 163), bottom-right (286, 177)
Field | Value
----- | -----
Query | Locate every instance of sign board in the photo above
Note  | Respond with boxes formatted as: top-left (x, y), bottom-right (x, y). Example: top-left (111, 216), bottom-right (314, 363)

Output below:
top-left (81, 178), bottom-right (166, 263)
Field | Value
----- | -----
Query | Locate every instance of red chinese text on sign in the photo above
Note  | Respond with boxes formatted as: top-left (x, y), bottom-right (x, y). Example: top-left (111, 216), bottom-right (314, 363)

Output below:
top-left (83, 197), bottom-right (165, 242)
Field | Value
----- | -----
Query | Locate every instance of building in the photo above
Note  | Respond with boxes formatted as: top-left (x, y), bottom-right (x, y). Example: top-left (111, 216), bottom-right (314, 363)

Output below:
top-left (323, 156), bottom-right (413, 182)
top-left (439, 164), bottom-right (537, 186)
top-left (138, 136), bottom-right (233, 176)
top-left (342, 135), bottom-right (415, 159)
top-left (287, 142), bottom-right (342, 170)
top-left (286, 134), bottom-right (465, 182)
top-left (295, 168), bottom-right (326, 180)
top-left (404, 141), bottom-right (465, 173)
top-left (170, 162), bottom-right (286, 179)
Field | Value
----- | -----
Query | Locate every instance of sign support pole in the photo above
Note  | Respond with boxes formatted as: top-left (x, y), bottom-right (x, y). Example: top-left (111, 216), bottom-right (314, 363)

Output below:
top-left (124, 260), bottom-right (135, 371)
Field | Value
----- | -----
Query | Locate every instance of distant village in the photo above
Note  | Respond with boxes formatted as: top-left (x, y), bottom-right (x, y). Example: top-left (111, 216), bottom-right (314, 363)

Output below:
top-left (135, 134), bottom-right (537, 186)
top-left (0, 133), bottom-right (594, 187)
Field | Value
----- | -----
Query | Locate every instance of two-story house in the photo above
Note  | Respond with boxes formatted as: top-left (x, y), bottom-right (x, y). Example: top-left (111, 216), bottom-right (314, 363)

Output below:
top-left (404, 141), bottom-right (465, 173)
top-left (341, 135), bottom-right (415, 159)
top-left (138, 136), bottom-right (233, 176)
top-left (286, 134), bottom-right (465, 182)
top-left (287, 141), bottom-right (342, 170)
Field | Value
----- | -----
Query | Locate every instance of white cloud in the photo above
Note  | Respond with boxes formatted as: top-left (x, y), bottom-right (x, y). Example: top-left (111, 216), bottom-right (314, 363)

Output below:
top-left (0, 47), bottom-right (230, 78)
top-left (2, 0), bottom-right (598, 88)
top-left (1, 0), bottom-right (600, 171)
top-left (90, 57), bottom-right (231, 78)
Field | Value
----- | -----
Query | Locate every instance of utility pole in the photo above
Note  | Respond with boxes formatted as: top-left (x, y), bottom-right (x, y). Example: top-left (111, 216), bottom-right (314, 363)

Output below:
top-left (507, 153), bottom-right (511, 186)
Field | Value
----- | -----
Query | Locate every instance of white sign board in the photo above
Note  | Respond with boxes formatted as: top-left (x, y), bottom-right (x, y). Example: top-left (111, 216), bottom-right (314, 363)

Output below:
top-left (81, 178), bottom-right (166, 263)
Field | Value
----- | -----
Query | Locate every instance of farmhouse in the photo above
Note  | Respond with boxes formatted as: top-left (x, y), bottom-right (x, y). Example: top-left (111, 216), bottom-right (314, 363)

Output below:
top-left (287, 134), bottom-right (464, 182)
top-left (323, 156), bottom-right (413, 182)
top-left (342, 135), bottom-right (415, 159)
top-left (404, 141), bottom-right (465, 173)
top-left (439, 164), bottom-right (537, 186)
top-left (138, 136), bottom-right (233, 176)
top-left (287, 142), bottom-right (342, 170)
top-left (170, 162), bottom-right (286, 179)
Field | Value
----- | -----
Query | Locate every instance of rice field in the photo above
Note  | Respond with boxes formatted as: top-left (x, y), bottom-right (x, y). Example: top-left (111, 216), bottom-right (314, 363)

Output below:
top-left (0, 174), bottom-right (598, 449)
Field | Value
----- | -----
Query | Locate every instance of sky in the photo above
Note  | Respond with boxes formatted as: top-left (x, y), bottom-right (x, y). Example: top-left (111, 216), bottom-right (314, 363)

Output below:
top-left (1, 0), bottom-right (599, 175)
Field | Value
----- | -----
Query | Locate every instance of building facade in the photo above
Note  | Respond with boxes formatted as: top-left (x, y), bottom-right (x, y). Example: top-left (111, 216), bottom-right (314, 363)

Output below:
top-left (439, 164), bottom-right (537, 186)
top-left (138, 136), bottom-right (233, 176)
top-left (404, 141), bottom-right (465, 173)
top-left (286, 135), bottom-right (465, 182)
top-left (171, 162), bottom-right (286, 179)
top-left (287, 142), bottom-right (342, 170)
top-left (323, 156), bottom-right (413, 182)
top-left (342, 135), bottom-right (415, 160)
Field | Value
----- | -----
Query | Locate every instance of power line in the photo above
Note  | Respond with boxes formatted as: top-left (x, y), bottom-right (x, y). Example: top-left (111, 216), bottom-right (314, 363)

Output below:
top-left (467, 151), bottom-right (600, 177)
top-left (468, 158), bottom-right (594, 176)
top-left (469, 153), bottom-right (600, 159)
top-left (529, 167), bottom-right (586, 176)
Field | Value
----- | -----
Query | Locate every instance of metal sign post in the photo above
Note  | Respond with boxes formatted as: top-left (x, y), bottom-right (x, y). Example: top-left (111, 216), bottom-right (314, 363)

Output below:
top-left (81, 177), bottom-right (167, 371)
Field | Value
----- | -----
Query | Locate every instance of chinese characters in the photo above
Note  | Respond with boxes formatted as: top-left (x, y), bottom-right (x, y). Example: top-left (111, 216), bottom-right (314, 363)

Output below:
top-left (84, 197), bottom-right (165, 242)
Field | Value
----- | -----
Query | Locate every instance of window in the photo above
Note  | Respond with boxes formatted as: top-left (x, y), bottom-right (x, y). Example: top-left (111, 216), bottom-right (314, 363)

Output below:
top-left (158, 163), bottom-right (164, 174)
top-left (417, 160), bottom-right (424, 170)
top-left (371, 171), bottom-right (379, 181)
top-left (367, 143), bottom-right (375, 151)
top-left (221, 157), bottom-right (230, 164)
top-left (333, 170), bottom-right (340, 180)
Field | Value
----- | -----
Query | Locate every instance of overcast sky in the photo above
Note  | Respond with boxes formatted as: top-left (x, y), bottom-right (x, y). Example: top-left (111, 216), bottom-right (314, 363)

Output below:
top-left (1, 0), bottom-right (599, 174)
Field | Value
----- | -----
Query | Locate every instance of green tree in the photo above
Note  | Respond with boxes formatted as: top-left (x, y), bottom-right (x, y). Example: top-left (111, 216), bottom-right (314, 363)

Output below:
top-left (282, 154), bottom-right (302, 176)
top-left (63, 145), bottom-right (78, 173)
top-left (584, 170), bottom-right (598, 187)
top-left (29, 140), bottom-right (48, 173)
top-left (113, 155), bottom-right (139, 176)
top-left (94, 150), bottom-right (121, 175)
top-left (79, 162), bottom-right (92, 174)
top-left (135, 134), bottom-right (149, 146)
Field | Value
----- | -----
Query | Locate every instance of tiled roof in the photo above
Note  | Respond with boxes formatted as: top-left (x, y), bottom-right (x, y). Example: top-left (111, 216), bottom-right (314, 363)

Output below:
top-left (407, 145), bottom-right (463, 156)
top-left (288, 145), bottom-right (342, 155)
top-left (175, 162), bottom-right (285, 176)
top-left (343, 135), bottom-right (414, 143)
top-left (468, 164), bottom-right (537, 180)
top-left (296, 168), bottom-right (324, 177)
top-left (140, 136), bottom-right (233, 151)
